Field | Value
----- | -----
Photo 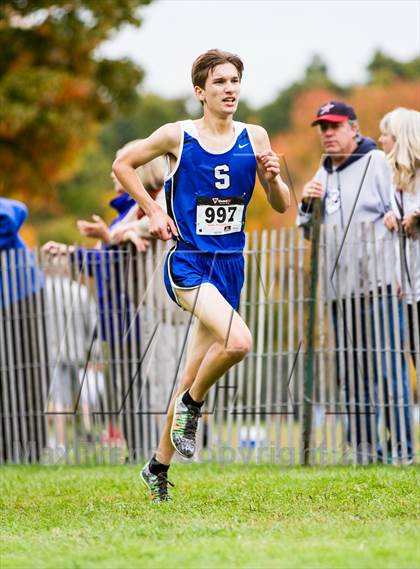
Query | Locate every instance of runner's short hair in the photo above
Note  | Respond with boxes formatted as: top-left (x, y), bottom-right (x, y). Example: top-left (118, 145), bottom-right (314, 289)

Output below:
top-left (191, 49), bottom-right (244, 88)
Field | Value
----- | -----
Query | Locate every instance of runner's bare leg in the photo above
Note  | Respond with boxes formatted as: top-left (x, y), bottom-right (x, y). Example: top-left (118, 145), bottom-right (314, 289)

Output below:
top-left (155, 283), bottom-right (251, 464)
top-left (156, 316), bottom-right (216, 464)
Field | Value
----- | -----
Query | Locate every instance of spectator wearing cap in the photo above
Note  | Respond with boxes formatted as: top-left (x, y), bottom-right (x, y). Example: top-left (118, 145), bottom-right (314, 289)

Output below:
top-left (298, 101), bottom-right (412, 464)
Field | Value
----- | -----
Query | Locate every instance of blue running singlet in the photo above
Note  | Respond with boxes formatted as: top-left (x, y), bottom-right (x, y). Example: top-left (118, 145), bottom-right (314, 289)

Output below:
top-left (163, 120), bottom-right (257, 309)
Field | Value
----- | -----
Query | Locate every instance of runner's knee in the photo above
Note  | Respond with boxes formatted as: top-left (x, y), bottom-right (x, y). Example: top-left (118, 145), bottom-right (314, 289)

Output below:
top-left (224, 329), bottom-right (252, 361)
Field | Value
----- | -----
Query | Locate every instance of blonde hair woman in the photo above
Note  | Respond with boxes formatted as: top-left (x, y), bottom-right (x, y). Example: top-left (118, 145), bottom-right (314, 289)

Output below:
top-left (380, 107), bottom-right (420, 369)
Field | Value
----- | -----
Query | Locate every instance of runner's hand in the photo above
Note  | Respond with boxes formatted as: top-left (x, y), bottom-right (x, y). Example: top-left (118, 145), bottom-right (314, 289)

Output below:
top-left (149, 209), bottom-right (178, 241)
top-left (256, 151), bottom-right (280, 182)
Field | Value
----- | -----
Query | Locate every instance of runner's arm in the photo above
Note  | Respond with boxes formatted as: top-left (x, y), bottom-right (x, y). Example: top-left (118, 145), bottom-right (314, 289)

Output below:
top-left (112, 124), bottom-right (180, 240)
top-left (248, 124), bottom-right (290, 213)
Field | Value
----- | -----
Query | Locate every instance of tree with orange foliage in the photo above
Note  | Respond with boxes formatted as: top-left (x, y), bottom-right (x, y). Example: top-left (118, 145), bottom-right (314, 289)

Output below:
top-left (0, 1), bottom-right (151, 206)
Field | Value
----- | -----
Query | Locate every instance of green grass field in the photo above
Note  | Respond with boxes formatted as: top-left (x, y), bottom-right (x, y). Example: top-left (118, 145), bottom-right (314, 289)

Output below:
top-left (1, 464), bottom-right (419, 569)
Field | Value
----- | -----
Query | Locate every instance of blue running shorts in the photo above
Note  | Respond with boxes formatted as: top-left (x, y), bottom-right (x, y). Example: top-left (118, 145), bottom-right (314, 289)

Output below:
top-left (164, 244), bottom-right (245, 310)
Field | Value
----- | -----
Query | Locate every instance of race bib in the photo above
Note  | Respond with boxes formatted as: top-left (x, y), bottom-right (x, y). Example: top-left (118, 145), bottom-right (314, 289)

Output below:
top-left (196, 197), bottom-right (244, 235)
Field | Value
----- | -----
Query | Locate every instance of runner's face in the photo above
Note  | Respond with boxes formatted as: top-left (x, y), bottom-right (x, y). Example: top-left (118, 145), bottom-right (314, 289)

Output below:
top-left (379, 131), bottom-right (395, 154)
top-left (196, 63), bottom-right (240, 115)
top-left (318, 120), bottom-right (357, 156)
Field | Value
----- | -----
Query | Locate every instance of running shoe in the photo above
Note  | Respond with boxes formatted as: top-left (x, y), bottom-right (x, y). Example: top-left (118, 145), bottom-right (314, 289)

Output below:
top-left (170, 390), bottom-right (202, 458)
top-left (140, 460), bottom-right (174, 503)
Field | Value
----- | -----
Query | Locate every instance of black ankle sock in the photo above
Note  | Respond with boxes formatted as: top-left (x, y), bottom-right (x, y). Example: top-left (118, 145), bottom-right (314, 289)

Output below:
top-left (182, 389), bottom-right (204, 409)
top-left (149, 454), bottom-right (169, 475)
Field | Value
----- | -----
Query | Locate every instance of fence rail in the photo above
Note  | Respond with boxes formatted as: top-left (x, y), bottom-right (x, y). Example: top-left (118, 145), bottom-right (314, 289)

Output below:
top-left (1, 225), bottom-right (419, 465)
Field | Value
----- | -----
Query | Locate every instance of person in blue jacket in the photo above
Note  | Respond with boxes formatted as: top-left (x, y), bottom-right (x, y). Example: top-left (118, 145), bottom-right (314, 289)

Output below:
top-left (0, 198), bottom-right (49, 463)
top-left (42, 153), bottom-right (165, 460)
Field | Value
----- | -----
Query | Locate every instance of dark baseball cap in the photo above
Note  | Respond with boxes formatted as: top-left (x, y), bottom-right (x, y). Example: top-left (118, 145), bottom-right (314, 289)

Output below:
top-left (311, 101), bottom-right (357, 126)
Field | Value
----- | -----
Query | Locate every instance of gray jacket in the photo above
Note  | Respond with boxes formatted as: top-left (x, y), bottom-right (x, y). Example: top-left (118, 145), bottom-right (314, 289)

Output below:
top-left (390, 172), bottom-right (420, 302)
top-left (297, 138), bottom-right (394, 300)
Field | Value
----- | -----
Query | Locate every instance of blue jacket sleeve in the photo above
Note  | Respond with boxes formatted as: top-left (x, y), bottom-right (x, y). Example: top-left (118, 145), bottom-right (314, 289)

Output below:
top-left (0, 198), bottom-right (28, 251)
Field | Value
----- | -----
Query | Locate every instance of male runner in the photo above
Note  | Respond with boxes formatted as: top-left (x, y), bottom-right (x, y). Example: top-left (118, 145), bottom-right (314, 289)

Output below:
top-left (112, 49), bottom-right (290, 502)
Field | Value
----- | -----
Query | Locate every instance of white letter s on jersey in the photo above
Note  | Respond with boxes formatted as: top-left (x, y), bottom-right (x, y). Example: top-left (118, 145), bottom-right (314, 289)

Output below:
top-left (215, 164), bottom-right (230, 190)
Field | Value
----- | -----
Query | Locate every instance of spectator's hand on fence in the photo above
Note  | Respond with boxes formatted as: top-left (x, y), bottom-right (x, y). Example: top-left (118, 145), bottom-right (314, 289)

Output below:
top-left (110, 225), bottom-right (128, 244)
top-left (120, 230), bottom-right (150, 252)
top-left (302, 180), bottom-right (323, 204)
top-left (384, 211), bottom-right (399, 232)
top-left (42, 241), bottom-right (73, 255)
top-left (402, 212), bottom-right (420, 238)
top-left (77, 215), bottom-right (111, 242)
top-left (110, 224), bottom-right (150, 251)
top-left (149, 209), bottom-right (178, 241)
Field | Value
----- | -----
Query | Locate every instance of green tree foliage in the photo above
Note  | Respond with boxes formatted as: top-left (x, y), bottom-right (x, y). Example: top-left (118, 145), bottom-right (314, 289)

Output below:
top-left (100, 92), bottom-right (192, 158)
top-left (55, 147), bottom-right (112, 217)
top-left (52, 93), bottom-right (191, 224)
top-left (258, 55), bottom-right (344, 135)
top-left (0, 0), bottom-right (151, 204)
top-left (367, 49), bottom-right (420, 84)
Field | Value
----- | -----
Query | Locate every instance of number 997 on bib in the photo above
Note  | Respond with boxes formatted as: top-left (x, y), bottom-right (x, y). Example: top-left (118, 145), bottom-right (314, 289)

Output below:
top-left (196, 196), bottom-right (244, 236)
